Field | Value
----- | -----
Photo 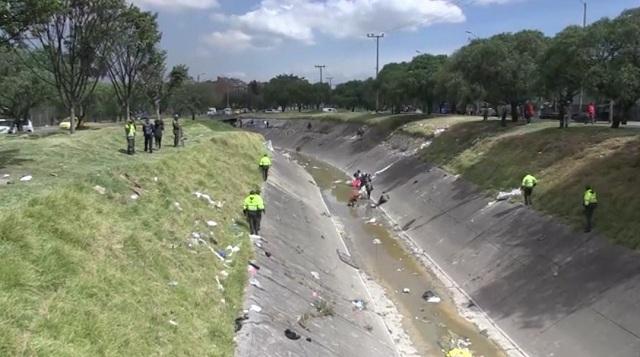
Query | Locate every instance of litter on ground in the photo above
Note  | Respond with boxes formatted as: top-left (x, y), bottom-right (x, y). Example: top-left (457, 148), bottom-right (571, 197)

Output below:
top-left (352, 299), bottom-right (366, 311)
top-left (249, 278), bottom-right (263, 289)
top-left (20, 175), bottom-right (33, 182)
top-left (206, 220), bottom-right (218, 227)
top-left (496, 188), bottom-right (521, 201)
top-left (93, 185), bottom-right (106, 195)
top-left (168, 320), bottom-right (178, 327)
top-left (249, 304), bottom-right (263, 313)
top-left (422, 290), bottom-right (441, 303)
top-left (130, 194), bottom-right (139, 200)
top-left (402, 288), bottom-right (411, 294)
top-left (173, 202), bottom-right (183, 211)
top-left (215, 276), bottom-right (224, 291)
top-left (446, 347), bottom-right (473, 357)
top-left (311, 271), bottom-right (320, 280)
top-left (366, 217), bottom-right (377, 224)
top-left (193, 191), bottom-right (216, 205)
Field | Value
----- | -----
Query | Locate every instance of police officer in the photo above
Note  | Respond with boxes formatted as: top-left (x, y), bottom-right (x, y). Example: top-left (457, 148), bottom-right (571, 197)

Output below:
top-left (124, 118), bottom-right (136, 155)
top-left (154, 117), bottom-right (164, 149)
top-left (583, 185), bottom-right (598, 233)
top-left (172, 114), bottom-right (182, 147)
top-left (243, 190), bottom-right (265, 235)
top-left (521, 173), bottom-right (538, 206)
top-left (142, 117), bottom-right (155, 153)
top-left (259, 154), bottom-right (272, 181)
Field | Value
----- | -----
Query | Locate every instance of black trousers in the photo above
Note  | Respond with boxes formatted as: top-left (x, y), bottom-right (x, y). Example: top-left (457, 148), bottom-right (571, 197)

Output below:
top-left (155, 135), bottom-right (162, 149)
top-left (584, 204), bottom-right (597, 232)
top-left (174, 132), bottom-right (181, 147)
top-left (144, 135), bottom-right (154, 152)
top-left (246, 211), bottom-right (262, 235)
top-left (261, 166), bottom-right (269, 181)
top-left (127, 137), bottom-right (135, 155)
top-left (523, 187), bottom-right (533, 205)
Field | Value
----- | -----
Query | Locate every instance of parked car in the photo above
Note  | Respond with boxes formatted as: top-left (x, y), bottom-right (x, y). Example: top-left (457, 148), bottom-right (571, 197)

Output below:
top-left (1, 119), bottom-right (34, 134)
top-left (207, 107), bottom-right (217, 116)
top-left (223, 107), bottom-right (233, 115)
top-left (0, 119), bottom-right (13, 134)
top-left (322, 107), bottom-right (337, 113)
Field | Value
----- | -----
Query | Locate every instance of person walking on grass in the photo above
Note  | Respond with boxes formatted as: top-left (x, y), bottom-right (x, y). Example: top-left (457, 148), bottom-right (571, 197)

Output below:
top-left (583, 185), bottom-right (598, 233)
top-left (259, 153), bottom-right (272, 181)
top-left (154, 118), bottom-right (164, 149)
top-left (142, 117), bottom-right (155, 153)
top-left (172, 114), bottom-right (183, 147)
top-left (521, 173), bottom-right (538, 206)
top-left (243, 190), bottom-right (265, 235)
top-left (125, 118), bottom-right (136, 155)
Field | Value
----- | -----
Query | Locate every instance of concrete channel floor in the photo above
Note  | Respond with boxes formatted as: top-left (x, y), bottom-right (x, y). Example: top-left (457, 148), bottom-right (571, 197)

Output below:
top-left (235, 152), bottom-right (403, 357)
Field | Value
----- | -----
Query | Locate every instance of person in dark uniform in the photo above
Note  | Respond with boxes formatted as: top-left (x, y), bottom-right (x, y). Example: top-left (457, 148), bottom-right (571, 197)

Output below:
top-left (243, 190), bottom-right (265, 235)
top-left (142, 117), bottom-right (155, 153)
top-left (154, 118), bottom-right (164, 149)
top-left (172, 114), bottom-right (182, 147)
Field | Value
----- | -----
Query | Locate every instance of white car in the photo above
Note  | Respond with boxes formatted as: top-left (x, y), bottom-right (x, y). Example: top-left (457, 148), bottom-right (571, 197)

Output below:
top-left (0, 119), bottom-right (34, 134)
top-left (322, 107), bottom-right (337, 113)
top-left (207, 107), bottom-right (217, 116)
top-left (0, 119), bottom-right (12, 134)
top-left (223, 108), bottom-right (233, 115)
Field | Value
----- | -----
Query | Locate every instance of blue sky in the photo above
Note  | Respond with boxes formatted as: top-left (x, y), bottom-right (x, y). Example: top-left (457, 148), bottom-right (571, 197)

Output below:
top-left (132, 0), bottom-right (639, 84)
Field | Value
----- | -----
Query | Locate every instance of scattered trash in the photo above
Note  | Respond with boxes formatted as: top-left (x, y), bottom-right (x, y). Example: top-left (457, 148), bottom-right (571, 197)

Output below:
top-left (284, 328), bottom-right (301, 340)
top-left (249, 278), bottom-right (263, 289)
top-left (366, 217), bottom-right (377, 224)
top-left (467, 301), bottom-right (476, 309)
top-left (434, 128), bottom-right (446, 136)
top-left (216, 250), bottom-right (227, 259)
top-left (374, 163), bottom-right (395, 176)
top-left (206, 220), bottom-right (218, 227)
top-left (173, 202), bottom-right (183, 211)
top-left (191, 232), bottom-right (201, 239)
top-left (49, 172), bottom-right (58, 177)
top-left (215, 276), bottom-right (224, 291)
top-left (419, 140), bottom-right (433, 149)
top-left (248, 262), bottom-right (261, 271)
top-left (130, 194), bottom-right (139, 200)
top-left (168, 281), bottom-right (178, 287)
top-left (2, 174), bottom-right (9, 178)
top-left (352, 299), bottom-right (366, 311)
top-left (93, 185), bottom-right (106, 195)
top-left (19, 175), bottom-right (33, 182)
top-left (283, 152), bottom-right (292, 159)
top-left (310, 271), bottom-right (320, 280)
top-left (168, 320), bottom-right (178, 327)
top-left (265, 251), bottom-right (272, 258)
top-left (422, 290), bottom-right (441, 303)
top-left (402, 288), bottom-right (411, 294)
top-left (227, 245), bottom-right (241, 255)
top-left (337, 249), bottom-right (359, 269)
top-left (496, 188), bottom-right (521, 201)
top-left (446, 347), bottom-right (473, 357)
top-left (219, 270), bottom-right (229, 279)
top-left (193, 191), bottom-right (216, 206)
top-left (265, 140), bottom-right (274, 152)
top-left (235, 314), bottom-right (249, 332)
top-left (306, 337), bottom-right (312, 342)
top-left (249, 304), bottom-right (263, 313)
top-left (248, 264), bottom-right (258, 276)
top-left (373, 239), bottom-right (382, 245)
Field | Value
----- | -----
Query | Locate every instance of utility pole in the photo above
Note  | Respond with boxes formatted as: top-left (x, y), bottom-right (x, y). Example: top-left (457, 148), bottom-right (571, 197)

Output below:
top-left (314, 65), bottom-right (326, 84)
top-left (327, 77), bottom-right (333, 88)
top-left (367, 33), bottom-right (384, 112)
top-left (578, 1), bottom-right (587, 113)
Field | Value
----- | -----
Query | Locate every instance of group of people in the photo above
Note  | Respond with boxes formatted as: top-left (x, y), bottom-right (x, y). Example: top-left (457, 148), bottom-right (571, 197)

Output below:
top-left (521, 173), bottom-right (598, 233)
top-left (243, 153), bottom-right (272, 236)
top-left (124, 114), bottom-right (184, 155)
top-left (347, 169), bottom-right (389, 207)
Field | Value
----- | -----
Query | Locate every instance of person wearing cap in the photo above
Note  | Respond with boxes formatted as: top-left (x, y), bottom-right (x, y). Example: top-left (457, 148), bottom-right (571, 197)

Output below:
top-left (172, 114), bottom-right (183, 147)
top-left (583, 185), bottom-right (598, 233)
top-left (243, 190), bottom-right (265, 235)
top-left (259, 154), bottom-right (272, 181)
top-left (124, 118), bottom-right (136, 155)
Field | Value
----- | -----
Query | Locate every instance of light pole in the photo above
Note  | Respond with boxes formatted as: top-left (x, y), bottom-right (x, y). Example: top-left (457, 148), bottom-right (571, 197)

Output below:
top-left (367, 33), bottom-right (384, 112)
top-left (578, 1), bottom-right (587, 113)
top-left (327, 77), bottom-right (333, 88)
top-left (314, 65), bottom-right (326, 84)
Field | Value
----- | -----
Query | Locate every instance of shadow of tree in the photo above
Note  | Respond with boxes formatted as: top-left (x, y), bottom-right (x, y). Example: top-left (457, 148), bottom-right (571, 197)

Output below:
top-left (0, 149), bottom-right (33, 169)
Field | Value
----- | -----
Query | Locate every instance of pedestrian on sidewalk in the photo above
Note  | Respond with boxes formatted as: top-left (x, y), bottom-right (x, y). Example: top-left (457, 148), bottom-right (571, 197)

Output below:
top-left (243, 190), bottom-right (265, 235)
top-left (583, 185), bottom-right (598, 233)
top-left (259, 154), bottom-right (272, 181)
top-left (521, 173), bottom-right (538, 206)
top-left (154, 118), bottom-right (164, 149)
top-left (142, 117), bottom-right (155, 153)
top-left (173, 114), bottom-right (183, 147)
top-left (124, 118), bottom-right (136, 155)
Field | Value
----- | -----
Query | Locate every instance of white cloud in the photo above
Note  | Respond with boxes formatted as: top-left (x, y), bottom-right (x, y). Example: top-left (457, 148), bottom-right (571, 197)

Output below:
top-left (471, 0), bottom-right (520, 4)
top-left (132, 0), bottom-right (219, 9)
top-left (204, 0), bottom-right (465, 50)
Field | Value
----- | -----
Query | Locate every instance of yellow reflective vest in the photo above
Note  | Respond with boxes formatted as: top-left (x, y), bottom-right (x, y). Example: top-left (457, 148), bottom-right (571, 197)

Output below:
top-left (125, 122), bottom-right (136, 137)
top-left (521, 174), bottom-right (537, 188)
top-left (584, 189), bottom-right (598, 206)
top-left (243, 194), bottom-right (265, 212)
top-left (259, 156), bottom-right (272, 167)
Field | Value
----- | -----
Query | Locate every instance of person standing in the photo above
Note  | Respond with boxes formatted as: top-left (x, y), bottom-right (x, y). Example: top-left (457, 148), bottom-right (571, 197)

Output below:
top-left (142, 117), bottom-right (155, 153)
top-left (521, 173), bottom-right (538, 206)
top-left (587, 102), bottom-right (596, 125)
top-left (154, 118), bottom-right (164, 149)
top-left (525, 101), bottom-right (534, 124)
top-left (243, 190), bottom-right (265, 235)
top-left (172, 114), bottom-right (182, 147)
top-left (259, 154), bottom-right (272, 181)
top-left (125, 118), bottom-right (136, 155)
top-left (583, 186), bottom-right (598, 233)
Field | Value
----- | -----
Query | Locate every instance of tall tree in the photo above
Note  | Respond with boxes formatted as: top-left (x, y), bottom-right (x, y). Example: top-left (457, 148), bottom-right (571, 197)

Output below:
top-left (26, 0), bottom-right (125, 133)
top-left (106, 5), bottom-right (160, 121)
top-left (138, 48), bottom-right (188, 120)
top-left (407, 54), bottom-right (448, 113)
top-left (0, 0), bottom-right (60, 47)
top-left (378, 62), bottom-right (411, 113)
top-left (0, 49), bottom-right (52, 121)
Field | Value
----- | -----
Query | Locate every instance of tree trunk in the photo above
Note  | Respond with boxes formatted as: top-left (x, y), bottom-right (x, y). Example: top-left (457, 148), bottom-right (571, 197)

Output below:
top-left (608, 100), bottom-right (614, 123)
top-left (155, 99), bottom-right (161, 121)
top-left (191, 111), bottom-right (196, 120)
top-left (70, 105), bottom-right (76, 134)
top-left (427, 101), bottom-right (433, 114)
top-left (125, 101), bottom-right (131, 122)
top-left (510, 101), bottom-right (519, 122)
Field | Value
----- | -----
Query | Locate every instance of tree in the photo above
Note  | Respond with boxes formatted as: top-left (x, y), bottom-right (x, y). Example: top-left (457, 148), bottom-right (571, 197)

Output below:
top-left (452, 31), bottom-right (548, 121)
top-left (434, 64), bottom-right (484, 116)
top-left (0, 0), bottom-right (60, 47)
top-left (0, 49), bottom-right (52, 121)
top-left (25, 0), bottom-right (125, 133)
top-left (586, 9), bottom-right (640, 128)
top-left (138, 48), bottom-right (188, 120)
top-left (263, 74), bottom-right (310, 111)
top-left (171, 81), bottom-right (209, 120)
top-left (407, 54), bottom-right (448, 113)
top-left (378, 62), bottom-right (411, 113)
top-left (106, 4), bottom-right (160, 121)
top-left (333, 79), bottom-right (376, 111)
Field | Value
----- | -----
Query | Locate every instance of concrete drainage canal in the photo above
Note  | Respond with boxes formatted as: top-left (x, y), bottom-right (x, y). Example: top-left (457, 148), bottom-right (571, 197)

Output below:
top-left (293, 153), bottom-right (505, 357)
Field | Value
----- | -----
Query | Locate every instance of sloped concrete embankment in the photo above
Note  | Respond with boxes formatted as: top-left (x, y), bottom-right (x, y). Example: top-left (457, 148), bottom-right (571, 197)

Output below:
top-left (235, 151), bottom-right (416, 357)
top-left (261, 120), bottom-right (640, 357)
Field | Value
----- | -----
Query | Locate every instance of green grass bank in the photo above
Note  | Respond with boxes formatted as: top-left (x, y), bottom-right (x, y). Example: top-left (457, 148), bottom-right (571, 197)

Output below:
top-left (408, 117), bottom-right (640, 248)
top-left (0, 121), bottom-right (264, 355)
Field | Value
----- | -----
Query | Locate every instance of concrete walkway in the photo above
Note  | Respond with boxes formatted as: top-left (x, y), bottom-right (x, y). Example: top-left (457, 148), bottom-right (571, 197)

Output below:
top-left (235, 152), bottom-right (401, 357)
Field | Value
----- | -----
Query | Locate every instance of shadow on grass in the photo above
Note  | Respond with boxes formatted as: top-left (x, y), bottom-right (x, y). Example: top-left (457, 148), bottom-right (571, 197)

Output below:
top-left (0, 149), bottom-right (33, 169)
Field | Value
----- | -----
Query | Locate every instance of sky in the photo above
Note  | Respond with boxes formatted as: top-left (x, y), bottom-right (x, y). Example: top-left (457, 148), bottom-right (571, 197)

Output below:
top-left (130, 0), bottom-right (640, 84)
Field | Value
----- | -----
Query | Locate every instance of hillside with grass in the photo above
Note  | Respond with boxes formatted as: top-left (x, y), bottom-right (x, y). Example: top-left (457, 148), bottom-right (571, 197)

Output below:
top-left (410, 118), bottom-right (640, 248)
top-left (0, 121), bottom-right (264, 355)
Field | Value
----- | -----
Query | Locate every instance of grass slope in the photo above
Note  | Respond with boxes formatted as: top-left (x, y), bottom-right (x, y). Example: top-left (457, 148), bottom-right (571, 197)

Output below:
top-left (242, 110), bottom-right (431, 125)
top-left (418, 118), bottom-right (640, 248)
top-left (0, 121), bottom-right (264, 355)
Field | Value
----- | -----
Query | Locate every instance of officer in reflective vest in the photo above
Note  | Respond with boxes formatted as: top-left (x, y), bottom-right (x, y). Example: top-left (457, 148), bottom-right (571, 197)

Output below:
top-left (124, 119), bottom-right (136, 155)
top-left (583, 186), bottom-right (598, 233)
top-left (243, 190), bottom-right (265, 235)
top-left (259, 154), bottom-right (272, 181)
top-left (521, 174), bottom-right (538, 206)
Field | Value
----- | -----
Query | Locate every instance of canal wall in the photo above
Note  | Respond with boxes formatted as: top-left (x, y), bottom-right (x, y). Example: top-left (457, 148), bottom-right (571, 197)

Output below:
top-left (260, 119), bottom-right (640, 357)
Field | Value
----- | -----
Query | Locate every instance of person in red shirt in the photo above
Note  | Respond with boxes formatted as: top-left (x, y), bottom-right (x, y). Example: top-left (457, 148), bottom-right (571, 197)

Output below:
top-left (587, 102), bottom-right (596, 124)
top-left (525, 102), bottom-right (535, 124)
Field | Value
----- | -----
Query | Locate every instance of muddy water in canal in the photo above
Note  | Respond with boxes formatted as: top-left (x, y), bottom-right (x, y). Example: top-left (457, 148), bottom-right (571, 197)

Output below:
top-left (294, 153), bottom-right (505, 357)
